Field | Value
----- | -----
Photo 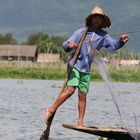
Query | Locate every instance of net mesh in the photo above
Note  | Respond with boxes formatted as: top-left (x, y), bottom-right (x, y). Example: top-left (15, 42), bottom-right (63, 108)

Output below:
top-left (93, 51), bottom-right (140, 140)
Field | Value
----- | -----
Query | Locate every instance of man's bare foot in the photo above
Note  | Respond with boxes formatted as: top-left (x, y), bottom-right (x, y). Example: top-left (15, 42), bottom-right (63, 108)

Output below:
top-left (45, 108), bottom-right (54, 125)
top-left (77, 120), bottom-right (85, 127)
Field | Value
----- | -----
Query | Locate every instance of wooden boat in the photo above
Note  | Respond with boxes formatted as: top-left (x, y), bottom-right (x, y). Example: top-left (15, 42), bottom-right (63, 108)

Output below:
top-left (63, 123), bottom-right (140, 140)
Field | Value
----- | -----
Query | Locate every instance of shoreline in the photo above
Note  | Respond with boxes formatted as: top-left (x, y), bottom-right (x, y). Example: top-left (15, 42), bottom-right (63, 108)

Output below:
top-left (0, 68), bottom-right (139, 82)
top-left (0, 78), bottom-right (140, 83)
top-left (0, 62), bottom-right (139, 82)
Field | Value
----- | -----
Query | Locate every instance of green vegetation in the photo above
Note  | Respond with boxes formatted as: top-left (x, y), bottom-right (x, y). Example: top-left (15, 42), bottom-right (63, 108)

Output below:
top-left (0, 32), bottom-right (139, 82)
top-left (0, 33), bottom-right (17, 44)
top-left (0, 62), bottom-right (139, 82)
top-left (1, 32), bottom-right (140, 62)
top-left (109, 66), bottom-right (140, 82)
top-left (0, 32), bottom-right (70, 62)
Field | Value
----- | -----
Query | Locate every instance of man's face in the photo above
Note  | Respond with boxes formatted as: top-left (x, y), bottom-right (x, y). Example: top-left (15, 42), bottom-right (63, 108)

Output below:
top-left (91, 15), bottom-right (103, 28)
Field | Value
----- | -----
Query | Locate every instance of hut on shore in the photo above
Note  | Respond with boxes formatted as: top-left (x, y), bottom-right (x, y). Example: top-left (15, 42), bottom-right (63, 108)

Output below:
top-left (120, 60), bottom-right (140, 66)
top-left (37, 53), bottom-right (61, 63)
top-left (0, 45), bottom-right (38, 62)
top-left (109, 59), bottom-right (140, 66)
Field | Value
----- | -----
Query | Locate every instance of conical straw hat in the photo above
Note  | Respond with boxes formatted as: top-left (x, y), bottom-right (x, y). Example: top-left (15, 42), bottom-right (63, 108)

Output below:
top-left (86, 6), bottom-right (111, 28)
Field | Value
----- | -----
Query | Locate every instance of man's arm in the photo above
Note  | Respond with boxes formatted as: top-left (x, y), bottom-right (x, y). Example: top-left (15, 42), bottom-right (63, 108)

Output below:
top-left (102, 34), bottom-right (129, 51)
top-left (63, 30), bottom-right (80, 52)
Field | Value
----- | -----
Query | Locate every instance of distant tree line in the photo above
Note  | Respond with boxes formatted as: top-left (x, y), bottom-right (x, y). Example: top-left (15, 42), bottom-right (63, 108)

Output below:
top-left (24, 32), bottom-right (70, 62)
top-left (0, 32), bottom-right (69, 62)
top-left (0, 32), bottom-right (139, 61)
top-left (0, 33), bottom-right (17, 44)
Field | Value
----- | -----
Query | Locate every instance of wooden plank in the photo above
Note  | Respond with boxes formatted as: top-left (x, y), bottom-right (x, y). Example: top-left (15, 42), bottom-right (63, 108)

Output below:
top-left (63, 124), bottom-right (140, 140)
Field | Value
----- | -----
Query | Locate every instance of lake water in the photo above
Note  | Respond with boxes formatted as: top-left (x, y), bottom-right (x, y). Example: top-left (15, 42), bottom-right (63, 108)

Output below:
top-left (0, 79), bottom-right (140, 140)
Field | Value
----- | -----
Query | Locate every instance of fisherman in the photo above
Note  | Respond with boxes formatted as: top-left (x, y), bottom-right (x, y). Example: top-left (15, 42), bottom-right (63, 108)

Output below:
top-left (45, 6), bottom-right (129, 127)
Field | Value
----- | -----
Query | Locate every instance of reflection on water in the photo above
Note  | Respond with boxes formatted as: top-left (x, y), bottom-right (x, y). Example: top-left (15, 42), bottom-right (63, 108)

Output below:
top-left (0, 79), bottom-right (139, 140)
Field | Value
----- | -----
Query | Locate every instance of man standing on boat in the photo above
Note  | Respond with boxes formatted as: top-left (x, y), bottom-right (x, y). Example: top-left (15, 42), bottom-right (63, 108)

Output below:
top-left (45, 6), bottom-right (129, 127)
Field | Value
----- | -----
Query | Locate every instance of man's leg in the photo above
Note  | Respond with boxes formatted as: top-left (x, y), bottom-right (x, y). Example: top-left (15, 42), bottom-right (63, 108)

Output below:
top-left (45, 86), bottom-right (76, 124)
top-left (77, 71), bottom-right (90, 126)
top-left (77, 90), bottom-right (86, 127)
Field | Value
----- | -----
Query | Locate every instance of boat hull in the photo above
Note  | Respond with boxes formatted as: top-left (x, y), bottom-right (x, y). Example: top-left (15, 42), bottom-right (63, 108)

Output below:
top-left (63, 124), bottom-right (140, 140)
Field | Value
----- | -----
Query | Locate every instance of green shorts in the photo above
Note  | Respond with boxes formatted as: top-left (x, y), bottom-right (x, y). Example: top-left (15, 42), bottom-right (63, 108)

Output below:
top-left (67, 67), bottom-right (90, 94)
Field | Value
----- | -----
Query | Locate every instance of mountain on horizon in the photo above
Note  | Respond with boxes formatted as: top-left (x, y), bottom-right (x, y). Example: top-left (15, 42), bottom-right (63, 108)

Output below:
top-left (0, 0), bottom-right (140, 52)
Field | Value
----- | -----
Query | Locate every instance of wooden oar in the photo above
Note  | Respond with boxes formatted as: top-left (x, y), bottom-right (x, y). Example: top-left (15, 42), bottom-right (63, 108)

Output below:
top-left (40, 26), bottom-right (88, 140)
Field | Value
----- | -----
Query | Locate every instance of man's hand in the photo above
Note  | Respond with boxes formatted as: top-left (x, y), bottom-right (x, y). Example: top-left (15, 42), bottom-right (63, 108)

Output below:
top-left (67, 42), bottom-right (78, 48)
top-left (120, 34), bottom-right (129, 43)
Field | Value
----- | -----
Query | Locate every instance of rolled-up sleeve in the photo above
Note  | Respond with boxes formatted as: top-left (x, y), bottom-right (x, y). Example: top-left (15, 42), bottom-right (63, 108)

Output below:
top-left (63, 30), bottom-right (79, 52)
top-left (102, 34), bottom-right (125, 51)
